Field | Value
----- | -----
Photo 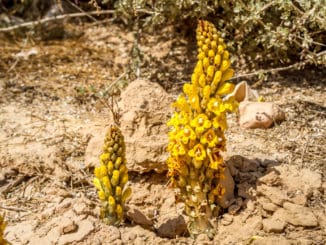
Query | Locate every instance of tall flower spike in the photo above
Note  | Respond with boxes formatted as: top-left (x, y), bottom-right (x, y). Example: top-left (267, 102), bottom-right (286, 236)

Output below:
top-left (94, 126), bottom-right (131, 225)
top-left (166, 20), bottom-right (238, 238)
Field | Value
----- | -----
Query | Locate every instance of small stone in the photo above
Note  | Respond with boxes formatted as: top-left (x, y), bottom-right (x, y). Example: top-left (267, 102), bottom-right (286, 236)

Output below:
top-left (126, 206), bottom-right (153, 227)
top-left (61, 220), bottom-right (78, 235)
top-left (256, 185), bottom-right (287, 206)
top-left (261, 202), bottom-right (279, 212)
top-left (221, 214), bottom-right (233, 226)
top-left (263, 218), bottom-right (286, 233)
top-left (258, 170), bottom-right (281, 186)
top-left (156, 214), bottom-right (187, 238)
top-left (58, 219), bottom-right (95, 245)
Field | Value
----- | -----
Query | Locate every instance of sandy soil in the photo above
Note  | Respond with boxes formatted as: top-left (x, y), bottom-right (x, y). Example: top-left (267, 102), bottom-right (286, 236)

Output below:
top-left (0, 21), bottom-right (325, 244)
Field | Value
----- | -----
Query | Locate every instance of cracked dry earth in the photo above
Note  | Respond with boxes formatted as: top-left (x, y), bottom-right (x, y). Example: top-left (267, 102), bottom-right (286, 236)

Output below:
top-left (0, 22), bottom-right (325, 245)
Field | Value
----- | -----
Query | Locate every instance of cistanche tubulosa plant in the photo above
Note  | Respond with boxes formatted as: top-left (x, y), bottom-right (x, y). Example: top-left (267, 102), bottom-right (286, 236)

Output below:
top-left (166, 20), bottom-right (238, 237)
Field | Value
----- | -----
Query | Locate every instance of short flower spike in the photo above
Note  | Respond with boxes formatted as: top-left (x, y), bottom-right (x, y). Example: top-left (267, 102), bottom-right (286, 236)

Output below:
top-left (94, 126), bottom-right (131, 225)
top-left (166, 20), bottom-right (238, 237)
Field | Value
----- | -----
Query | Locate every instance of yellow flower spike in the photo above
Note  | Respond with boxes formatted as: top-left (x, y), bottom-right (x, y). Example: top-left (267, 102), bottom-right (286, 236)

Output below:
top-left (98, 190), bottom-right (106, 201)
top-left (168, 20), bottom-right (239, 237)
top-left (122, 187), bottom-right (132, 203)
top-left (221, 68), bottom-right (234, 83)
top-left (93, 178), bottom-right (102, 191)
top-left (214, 54), bottom-right (221, 66)
top-left (220, 59), bottom-right (231, 72)
top-left (188, 144), bottom-right (206, 161)
top-left (200, 129), bottom-right (218, 148)
top-left (94, 165), bottom-right (107, 178)
top-left (217, 82), bottom-right (235, 96)
top-left (111, 170), bottom-right (120, 186)
top-left (203, 57), bottom-right (210, 71)
top-left (190, 114), bottom-right (212, 134)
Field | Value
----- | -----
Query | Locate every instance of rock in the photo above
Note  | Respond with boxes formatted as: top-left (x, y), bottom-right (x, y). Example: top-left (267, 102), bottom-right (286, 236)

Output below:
top-left (258, 170), bottom-right (281, 186)
top-left (156, 213), bottom-right (187, 238)
top-left (261, 202), bottom-right (279, 212)
top-left (60, 220), bottom-right (78, 235)
top-left (221, 214), bottom-right (233, 226)
top-left (262, 218), bottom-right (286, 233)
top-left (281, 202), bottom-right (318, 227)
top-left (239, 101), bottom-right (285, 129)
top-left (118, 79), bottom-right (173, 173)
top-left (126, 205), bottom-right (153, 228)
top-left (256, 185), bottom-right (287, 206)
top-left (216, 166), bottom-right (235, 208)
top-left (57, 219), bottom-right (95, 245)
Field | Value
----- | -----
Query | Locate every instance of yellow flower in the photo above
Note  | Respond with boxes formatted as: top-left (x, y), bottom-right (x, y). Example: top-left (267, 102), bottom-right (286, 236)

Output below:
top-left (189, 94), bottom-right (201, 113)
top-left (93, 177), bottom-right (102, 191)
top-left (188, 144), bottom-right (206, 161)
top-left (100, 153), bottom-right (110, 165)
top-left (172, 142), bottom-right (186, 157)
top-left (221, 68), bottom-right (234, 83)
top-left (94, 165), bottom-right (107, 178)
top-left (217, 82), bottom-right (235, 96)
top-left (200, 129), bottom-right (218, 147)
top-left (173, 94), bottom-right (191, 113)
top-left (98, 190), bottom-right (106, 201)
top-left (222, 96), bottom-right (238, 113)
top-left (212, 114), bottom-right (227, 131)
top-left (190, 114), bottom-right (212, 134)
top-left (167, 111), bottom-right (189, 127)
top-left (178, 125), bottom-right (196, 144)
top-left (207, 98), bottom-right (223, 116)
